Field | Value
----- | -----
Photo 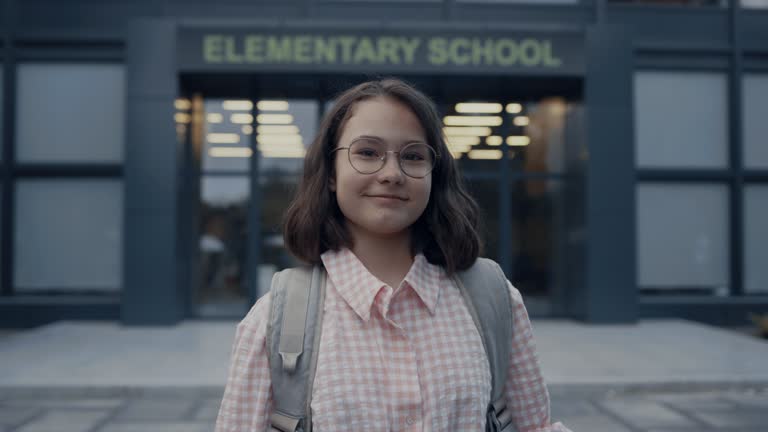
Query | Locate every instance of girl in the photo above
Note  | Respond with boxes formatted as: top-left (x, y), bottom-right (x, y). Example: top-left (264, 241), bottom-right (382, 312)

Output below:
top-left (215, 78), bottom-right (572, 432)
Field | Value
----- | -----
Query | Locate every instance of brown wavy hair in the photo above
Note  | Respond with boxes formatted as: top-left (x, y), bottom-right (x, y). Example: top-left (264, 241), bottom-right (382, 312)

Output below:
top-left (282, 78), bottom-right (482, 274)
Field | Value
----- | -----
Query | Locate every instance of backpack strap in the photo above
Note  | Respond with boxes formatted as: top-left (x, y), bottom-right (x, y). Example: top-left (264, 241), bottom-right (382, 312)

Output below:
top-left (453, 258), bottom-right (516, 432)
top-left (266, 266), bottom-right (326, 432)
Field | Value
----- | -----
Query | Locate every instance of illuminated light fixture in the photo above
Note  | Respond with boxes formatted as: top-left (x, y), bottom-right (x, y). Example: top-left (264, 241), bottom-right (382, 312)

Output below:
top-left (207, 133), bottom-right (241, 144)
top-left (209, 147), bottom-right (253, 158)
top-left (513, 116), bottom-right (530, 127)
top-left (257, 100), bottom-right (290, 111)
top-left (443, 116), bottom-right (502, 127)
top-left (259, 145), bottom-right (305, 154)
top-left (175, 99), bottom-right (191, 111)
top-left (260, 148), bottom-right (306, 158)
top-left (446, 136), bottom-right (480, 146)
top-left (257, 125), bottom-right (300, 135)
top-left (468, 150), bottom-right (503, 160)
top-left (207, 113), bottom-right (224, 123)
top-left (446, 144), bottom-right (471, 154)
top-left (222, 100), bottom-right (253, 111)
top-left (174, 113), bottom-right (191, 124)
top-left (443, 127), bottom-right (492, 137)
top-left (455, 103), bottom-right (502, 114)
top-left (486, 136), bottom-right (503, 146)
top-left (231, 113), bottom-right (254, 124)
top-left (257, 134), bottom-right (303, 146)
top-left (449, 151), bottom-right (463, 159)
top-left (256, 114), bottom-right (294, 124)
top-left (507, 136), bottom-right (531, 146)
top-left (242, 125), bottom-right (253, 135)
top-left (506, 103), bottom-right (523, 114)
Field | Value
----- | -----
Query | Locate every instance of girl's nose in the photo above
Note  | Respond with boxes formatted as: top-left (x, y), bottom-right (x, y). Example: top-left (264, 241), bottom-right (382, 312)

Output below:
top-left (377, 153), bottom-right (405, 184)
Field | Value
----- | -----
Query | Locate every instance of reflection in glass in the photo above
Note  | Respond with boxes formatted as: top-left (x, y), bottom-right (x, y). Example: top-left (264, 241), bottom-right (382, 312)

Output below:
top-left (637, 184), bottom-right (730, 295)
top-left (198, 176), bottom-right (250, 315)
top-left (510, 180), bottom-right (565, 298)
top-left (464, 178), bottom-right (500, 264)
top-left (257, 100), bottom-right (318, 298)
top-left (744, 186), bottom-right (768, 293)
top-left (443, 98), bottom-right (570, 174)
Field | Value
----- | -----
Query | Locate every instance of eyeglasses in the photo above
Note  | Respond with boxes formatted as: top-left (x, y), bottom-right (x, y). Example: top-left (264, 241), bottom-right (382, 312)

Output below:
top-left (332, 139), bottom-right (438, 179)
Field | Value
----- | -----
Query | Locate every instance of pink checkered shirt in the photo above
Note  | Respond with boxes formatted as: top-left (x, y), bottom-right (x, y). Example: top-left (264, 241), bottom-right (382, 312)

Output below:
top-left (216, 248), bottom-right (572, 432)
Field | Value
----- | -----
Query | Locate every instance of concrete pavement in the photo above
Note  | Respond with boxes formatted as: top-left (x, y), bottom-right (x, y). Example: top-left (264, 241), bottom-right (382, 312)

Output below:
top-left (1, 319), bottom-right (767, 431)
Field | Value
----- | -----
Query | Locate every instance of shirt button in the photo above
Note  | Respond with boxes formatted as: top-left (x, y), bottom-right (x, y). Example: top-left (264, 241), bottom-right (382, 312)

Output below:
top-left (406, 416), bottom-right (415, 425)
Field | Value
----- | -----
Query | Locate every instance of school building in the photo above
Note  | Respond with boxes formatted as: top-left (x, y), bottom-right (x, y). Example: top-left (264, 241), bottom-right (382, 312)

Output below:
top-left (1, 0), bottom-right (767, 327)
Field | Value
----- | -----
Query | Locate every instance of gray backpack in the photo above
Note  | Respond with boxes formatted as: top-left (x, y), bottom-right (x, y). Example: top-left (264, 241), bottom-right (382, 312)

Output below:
top-left (265, 258), bottom-right (517, 432)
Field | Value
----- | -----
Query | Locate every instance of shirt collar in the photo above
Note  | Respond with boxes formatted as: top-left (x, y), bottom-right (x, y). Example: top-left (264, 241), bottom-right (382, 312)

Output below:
top-left (321, 248), bottom-right (444, 322)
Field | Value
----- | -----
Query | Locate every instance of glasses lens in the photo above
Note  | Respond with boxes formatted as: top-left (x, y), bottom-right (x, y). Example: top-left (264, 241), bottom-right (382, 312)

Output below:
top-left (349, 139), bottom-right (386, 174)
top-left (399, 144), bottom-right (436, 178)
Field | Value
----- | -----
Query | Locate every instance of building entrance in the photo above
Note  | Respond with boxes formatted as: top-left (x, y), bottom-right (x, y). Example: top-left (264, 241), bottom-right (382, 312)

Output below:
top-left (177, 73), bottom-right (584, 318)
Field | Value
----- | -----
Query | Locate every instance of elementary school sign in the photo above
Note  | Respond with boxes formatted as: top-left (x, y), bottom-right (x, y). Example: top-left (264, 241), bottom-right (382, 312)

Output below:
top-left (178, 28), bottom-right (584, 76)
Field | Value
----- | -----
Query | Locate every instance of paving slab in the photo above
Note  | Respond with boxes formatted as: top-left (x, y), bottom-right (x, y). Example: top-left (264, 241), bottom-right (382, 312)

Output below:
top-left (0, 319), bottom-right (766, 393)
top-left (13, 410), bottom-right (110, 432)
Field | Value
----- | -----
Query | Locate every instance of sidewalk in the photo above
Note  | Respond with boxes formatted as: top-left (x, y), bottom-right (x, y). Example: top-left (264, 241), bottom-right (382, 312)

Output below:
top-left (1, 319), bottom-right (767, 432)
top-left (1, 319), bottom-right (767, 392)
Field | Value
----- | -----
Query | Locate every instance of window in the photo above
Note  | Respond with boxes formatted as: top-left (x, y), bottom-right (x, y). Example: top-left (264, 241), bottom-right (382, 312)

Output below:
top-left (742, 0), bottom-right (768, 7)
top-left (635, 71), bottom-right (729, 169)
top-left (14, 180), bottom-right (123, 292)
top-left (610, 0), bottom-right (726, 6)
top-left (637, 184), bottom-right (729, 294)
top-left (16, 63), bottom-right (125, 163)
top-left (743, 74), bottom-right (768, 169)
top-left (744, 186), bottom-right (768, 294)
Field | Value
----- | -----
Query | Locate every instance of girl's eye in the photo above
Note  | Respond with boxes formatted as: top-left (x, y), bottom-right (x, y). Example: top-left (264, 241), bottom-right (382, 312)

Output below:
top-left (402, 152), bottom-right (426, 161)
top-left (356, 148), bottom-right (380, 158)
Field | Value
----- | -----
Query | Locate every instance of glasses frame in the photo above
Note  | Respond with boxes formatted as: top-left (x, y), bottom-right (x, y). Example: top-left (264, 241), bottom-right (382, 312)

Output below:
top-left (331, 142), bottom-right (440, 179)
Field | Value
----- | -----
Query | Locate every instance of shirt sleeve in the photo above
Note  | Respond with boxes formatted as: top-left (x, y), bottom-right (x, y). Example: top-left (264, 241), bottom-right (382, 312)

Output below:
top-left (505, 281), bottom-right (573, 432)
top-left (215, 293), bottom-right (274, 432)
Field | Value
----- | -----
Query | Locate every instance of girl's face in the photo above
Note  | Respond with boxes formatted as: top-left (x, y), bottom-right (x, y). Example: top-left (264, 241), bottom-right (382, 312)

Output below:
top-left (331, 96), bottom-right (432, 242)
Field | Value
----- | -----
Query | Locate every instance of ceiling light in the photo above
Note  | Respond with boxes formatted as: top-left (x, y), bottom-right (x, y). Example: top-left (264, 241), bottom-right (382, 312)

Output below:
top-left (222, 100), bottom-right (253, 111)
top-left (207, 113), bottom-right (223, 123)
top-left (443, 127), bottom-right (493, 136)
top-left (209, 147), bottom-right (253, 158)
top-left (174, 113), bottom-right (191, 124)
top-left (257, 100), bottom-right (290, 111)
top-left (513, 116), bottom-right (530, 127)
top-left (507, 136), bottom-right (530, 146)
top-left (257, 135), bottom-right (303, 145)
top-left (506, 103), bottom-right (523, 114)
top-left (486, 136), bottom-right (503, 146)
top-left (468, 150), bottom-right (502, 160)
top-left (455, 103), bottom-right (502, 114)
top-left (256, 114), bottom-right (294, 124)
top-left (446, 136), bottom-right (480, 146)
top-left (175, 99), bottom-right (191, 111)
top-left (444, 116), bottom-right (503, 127)
top-left (207, 133), bottom-right (240, 144)
top-left (231, 113), bottom-right (254, 124)
top-left (257, 125), bottom-right (300, 135)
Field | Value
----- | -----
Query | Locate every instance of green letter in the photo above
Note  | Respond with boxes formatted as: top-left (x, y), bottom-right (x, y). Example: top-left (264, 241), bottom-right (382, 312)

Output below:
top-left (203, 35), bottom-right (224, 63)
top-left (542, 41), bottom-right (562, 68)
top-left (314, 37), bottom-right (337, 64)
top-left (449, 38), bottom-right (471, 66)
top-left (244, 36), bottom-right (264, 63)
top-left (427, 38), bottom-right (448, 65)
top-left (495, 39), bottom-right (517, 66)
top-left (400, 37), bottom-right (421, 65)
top-left (266, 36), bottom-right (292, 63)
top-left (294, 36), bottom-right (312, 64)
top-left (337, 36), bottom-right (357, 64)
top-left (224, 36), bottom-right (243, 64)
top-left (471, 38), bottom-right (495, 66)
top-left (519, 38), bottom-right (542, 67)
top-left (353, 37), bottom-right (378, 64)
top-left (377, 37), bottom-right (400, 65)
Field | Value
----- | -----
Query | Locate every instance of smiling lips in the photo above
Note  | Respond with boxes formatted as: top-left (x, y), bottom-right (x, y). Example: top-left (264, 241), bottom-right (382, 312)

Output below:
top-left (366, 194), bottom-right (408, 201)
